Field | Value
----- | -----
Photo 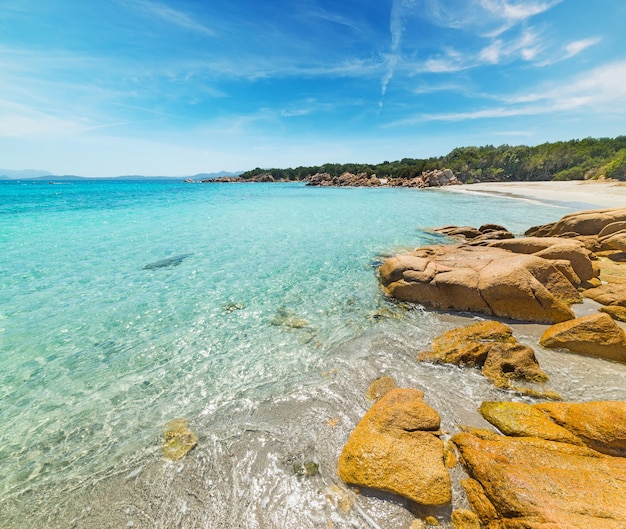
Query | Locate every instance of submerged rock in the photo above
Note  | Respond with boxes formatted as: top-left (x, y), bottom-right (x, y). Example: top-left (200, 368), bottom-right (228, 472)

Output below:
top-left (162, 418), bottom-right (198, 460)
top-left (143, 253), bottom-right (194, 270)
top-left (365, 376), bottom-right (398, 401)
top-left (222, 301), bottom-right (246, 313)
top-left (293, 460), bottom-right (319, 479)
top-left (270, 307), bottom-right (309, 329)
top-left (539, 312), bottom-right (626, 363)
top-left (338, 388), bottom-right (451, 506)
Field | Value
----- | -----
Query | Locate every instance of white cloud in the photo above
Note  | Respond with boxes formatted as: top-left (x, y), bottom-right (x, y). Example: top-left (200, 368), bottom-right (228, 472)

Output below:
top-left (416, 0), bottom-right (560, 36)
top-left (388, 60), bottom-right (626, 126)
top-left (564, 37), bottom-right (601, 59)
top-left (420, 27), bottom-right (543, 73)
top-left (479, 40), bottom-right (503, 64)
top-left (480, 0), bottom-right (561, 35)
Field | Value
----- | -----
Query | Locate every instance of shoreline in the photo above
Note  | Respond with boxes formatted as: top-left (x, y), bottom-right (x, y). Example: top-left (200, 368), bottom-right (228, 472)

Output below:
top-left (439, 180), bottom-right (626, 210)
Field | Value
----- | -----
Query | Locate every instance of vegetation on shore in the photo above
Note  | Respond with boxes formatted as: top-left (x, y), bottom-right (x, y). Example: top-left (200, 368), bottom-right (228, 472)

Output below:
top-left (239, 136), bottom-right (626, 183)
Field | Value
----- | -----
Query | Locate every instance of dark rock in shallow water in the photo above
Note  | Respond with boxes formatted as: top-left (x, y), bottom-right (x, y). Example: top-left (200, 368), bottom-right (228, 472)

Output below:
top-left (143, 253), bottom-right (194, 270)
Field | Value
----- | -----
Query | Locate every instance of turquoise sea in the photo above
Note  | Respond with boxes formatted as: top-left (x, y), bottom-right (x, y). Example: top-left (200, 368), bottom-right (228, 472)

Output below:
top-left (2, 180), bottom-right (625, 528)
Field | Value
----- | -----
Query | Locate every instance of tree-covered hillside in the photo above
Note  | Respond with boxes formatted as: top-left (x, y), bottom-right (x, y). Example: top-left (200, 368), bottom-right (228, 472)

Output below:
top-left (239, 136), bottom-right (626, 183)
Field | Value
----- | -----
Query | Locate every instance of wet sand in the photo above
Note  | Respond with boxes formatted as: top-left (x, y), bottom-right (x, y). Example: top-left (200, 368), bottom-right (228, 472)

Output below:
top-left (442, 180), bottom-right (626, 209)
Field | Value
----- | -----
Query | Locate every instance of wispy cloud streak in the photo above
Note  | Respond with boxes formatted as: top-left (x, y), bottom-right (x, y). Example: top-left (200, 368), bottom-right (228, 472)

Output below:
top-left (387, 60), bottom-right (626, 126)
top-left (380, 0), bottom-right (415, 108)
top-left (118, 0), bottom-right (217, 37)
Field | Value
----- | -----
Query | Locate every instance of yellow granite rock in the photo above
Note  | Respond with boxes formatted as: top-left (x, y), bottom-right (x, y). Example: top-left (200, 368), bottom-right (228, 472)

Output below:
top-left (162, 418), bottom-right (198, 460)
top-left (539, 312), bottom-right (626, 363)
top-left (453, 430), bottom-right (626, 529)
top-left (338, 388), bottom-right (451, 506)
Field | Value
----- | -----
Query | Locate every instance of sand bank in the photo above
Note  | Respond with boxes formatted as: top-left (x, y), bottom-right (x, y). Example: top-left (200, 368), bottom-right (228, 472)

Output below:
top-left (442, 180), bottom-right (626, 209)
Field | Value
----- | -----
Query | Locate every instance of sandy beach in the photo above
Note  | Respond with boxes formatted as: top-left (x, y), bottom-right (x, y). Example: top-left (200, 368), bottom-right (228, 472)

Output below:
top-left (443, 180), bottom-right (626, 209)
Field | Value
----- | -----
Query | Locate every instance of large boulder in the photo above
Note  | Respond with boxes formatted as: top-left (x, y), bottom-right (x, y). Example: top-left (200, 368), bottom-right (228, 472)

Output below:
top-left (535, 401), bottom-right (626, 457)
top-left (419, 321), bottom-right (551, 394)
top-left (338, 388), bottom-right (451, 505)
top-left (584, 283), bottom-right (626, 306)
top-left (539, 312), bottom-right (626, 363)
top-left (603, 230), bottom-right (626, 252)
top-left (479, 401), bottom-right (584, 446)
top-left (526, 207), bottom-right (626, 237)
top-left (452, 429), bottom-right (626, 529)
top-left (379, 244), bottom-right (579, 323)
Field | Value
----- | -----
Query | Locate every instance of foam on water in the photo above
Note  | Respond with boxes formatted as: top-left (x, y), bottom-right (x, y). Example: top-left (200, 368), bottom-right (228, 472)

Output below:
top-left (1, 180), bottom-right (624, 528)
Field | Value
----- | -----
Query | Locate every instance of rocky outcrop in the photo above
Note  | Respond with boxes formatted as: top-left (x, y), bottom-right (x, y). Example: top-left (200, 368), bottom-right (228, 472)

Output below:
top-left (526, 207), bottom-right (626, 238)
top-left (305, 172), bottom-right (384, 187)
top-left (379, 207), bottom-right (626, 323)
top-left (419, 321), bottom-right (553, 395)
top-left (379, 244), bottom-right (580, 323)
top-left (203, 173), bottom-right (277, 183)
top-left (488, 237), bottom-right (599, 282)
top-left (539, 312), bottom-right (626, 363)
top-left (480, 400), bottom-right (626, 457)
top-left (338, 388), bottom-right (451, 505)
top-left (452, 427), bottom-right (626, 529)
top-left (305, 169), bottom-right (461, 188)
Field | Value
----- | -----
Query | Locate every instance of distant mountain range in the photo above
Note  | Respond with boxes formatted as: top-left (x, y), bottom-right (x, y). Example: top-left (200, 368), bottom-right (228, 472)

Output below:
top-left (0, 169), bottom-right (241, 180)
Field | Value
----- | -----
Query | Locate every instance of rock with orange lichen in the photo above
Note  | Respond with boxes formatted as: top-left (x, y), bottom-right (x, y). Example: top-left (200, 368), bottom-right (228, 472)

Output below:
top-left (584, 283), bottom-right (626, 306)
top-left (600, 304), bottom-right (626, 322)
top-left (338, 388), bottom-right (451, 506)
top-left (452, 428), bottom-right (626, 529)
top-left (450, 509), bottom-right (481, 529)
top-left (534, 401), bottom-right (626, 457)
top-left (539, 312), bottom-right (626, 363)
top-left (419, 321), bottom-right (550, 395)
top-left (479, 401), bottom-right (584, 446)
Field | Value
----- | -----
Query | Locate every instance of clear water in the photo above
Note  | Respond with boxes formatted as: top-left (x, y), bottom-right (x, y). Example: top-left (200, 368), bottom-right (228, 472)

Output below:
top-left (1, 180), bottom-right (624, 528)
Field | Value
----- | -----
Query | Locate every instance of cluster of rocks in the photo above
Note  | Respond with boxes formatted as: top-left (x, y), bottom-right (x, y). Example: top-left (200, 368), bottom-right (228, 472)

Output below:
top-left (418, 320), bottom-right (558, 398)
top-left (380, 208), bottom-right (626, 331)
top-left (305, 169), bottom-right (461, 188)
top-left (200, 173), bottom-right (277, 183)
top-left (335, 207), bottom-right (626, 527)
top-left (526, 207), bottom-right (626, 252)
top-left (455, 400), bottom-right (626, 529)
top-left (339, 380), bottom-right (626, 528)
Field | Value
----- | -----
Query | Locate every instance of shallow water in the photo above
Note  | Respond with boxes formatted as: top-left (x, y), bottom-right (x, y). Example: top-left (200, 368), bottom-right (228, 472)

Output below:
top-left (1, 180), bottom-right (624, 528)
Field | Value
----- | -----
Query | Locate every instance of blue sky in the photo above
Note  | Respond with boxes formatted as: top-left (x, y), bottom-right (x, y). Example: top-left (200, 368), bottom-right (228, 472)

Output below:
top-left (1, 0), bottom-right (625, 176)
